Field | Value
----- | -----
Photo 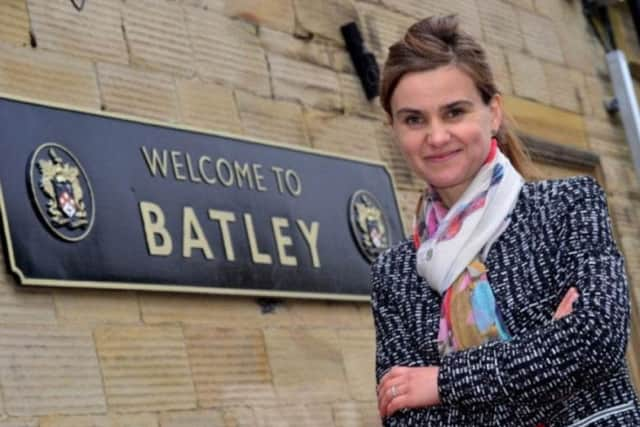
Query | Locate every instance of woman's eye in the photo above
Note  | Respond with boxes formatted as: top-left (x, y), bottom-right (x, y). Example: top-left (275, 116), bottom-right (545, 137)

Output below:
top-left (445, 108), bottom-right (464, 119)
top-left (404, 115), bottom-right (423, 126)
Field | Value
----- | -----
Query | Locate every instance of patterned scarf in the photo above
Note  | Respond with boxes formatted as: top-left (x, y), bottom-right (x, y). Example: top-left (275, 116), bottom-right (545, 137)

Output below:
top-left (413, 139), bottom-right (524, 355)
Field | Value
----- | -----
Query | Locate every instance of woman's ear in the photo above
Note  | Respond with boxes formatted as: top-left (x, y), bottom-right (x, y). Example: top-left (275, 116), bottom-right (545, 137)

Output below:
top-left (489, 94), bottom-right (503, 133)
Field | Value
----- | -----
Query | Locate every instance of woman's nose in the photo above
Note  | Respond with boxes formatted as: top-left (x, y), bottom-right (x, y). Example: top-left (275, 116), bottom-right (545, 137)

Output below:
top-left (427, 122), bottom-right (450, 147)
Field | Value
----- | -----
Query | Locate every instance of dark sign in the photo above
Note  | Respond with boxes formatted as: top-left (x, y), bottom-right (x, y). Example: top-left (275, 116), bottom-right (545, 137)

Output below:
top-left (0, 95), bottom-right (404, 300)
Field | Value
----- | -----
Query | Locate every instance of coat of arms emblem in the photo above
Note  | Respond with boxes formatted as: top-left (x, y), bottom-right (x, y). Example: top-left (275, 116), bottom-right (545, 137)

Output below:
top-left (29, 143), bottom-right (95, 242)
top-left (349, 190), bottom-right (391, 262)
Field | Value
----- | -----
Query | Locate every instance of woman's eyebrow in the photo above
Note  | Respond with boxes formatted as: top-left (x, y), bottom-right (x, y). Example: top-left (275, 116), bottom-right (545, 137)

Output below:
top-left (395, 100), bottom-right (474, 117)
top-left (395, 107), bottom-right (423, 116)
top-left (440, 100), bottom-right (473, 111)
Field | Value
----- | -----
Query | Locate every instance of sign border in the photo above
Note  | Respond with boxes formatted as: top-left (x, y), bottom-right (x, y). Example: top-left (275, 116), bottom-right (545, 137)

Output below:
top-left (0, 92), bottom-right (406, 302)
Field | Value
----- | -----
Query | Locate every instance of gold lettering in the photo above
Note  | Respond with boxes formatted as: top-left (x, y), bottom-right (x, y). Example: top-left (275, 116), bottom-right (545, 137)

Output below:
top-left (285, 169), bottom-right (302, 196)
top-left (139, 201), bottom-right (172, 256)
top-left (216, 158), bottom-right (234, 187)
top-left (234, 161), bottom-right (254, 190)
top-left (271, 166), bottom-right (285, 193)
top-left (171, 150), bottom-right (187, 181)
top-left (141, 147), bottom-right (169, 178)
top-left (297, 220), bottom-right (320, 268)
top-left (185, 153), bottom-right (202, 183)
top-left (272, 217), bottom-right (297, 266)
top-left (244, 213), bottom-right (272, 264)
top-left (209, 209), bottom-right (237, 261)
top-left (199, 156), bottom-right (216, 184)
top-left (183, 207), bottom-right (214, 259)
top-left (253, 164), bottom-right (267, 191)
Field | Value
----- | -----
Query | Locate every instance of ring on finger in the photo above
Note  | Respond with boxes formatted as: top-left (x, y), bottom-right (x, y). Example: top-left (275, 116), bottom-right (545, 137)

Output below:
top-left (391, 384), bottom-right (398, 398)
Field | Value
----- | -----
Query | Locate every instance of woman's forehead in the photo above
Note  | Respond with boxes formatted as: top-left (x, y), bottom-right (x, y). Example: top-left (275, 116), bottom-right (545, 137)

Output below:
top-left (391, 66), bottom-right (482, 111)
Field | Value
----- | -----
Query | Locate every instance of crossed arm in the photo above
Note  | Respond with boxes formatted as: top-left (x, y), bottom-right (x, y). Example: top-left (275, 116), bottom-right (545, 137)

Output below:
top-left (373, 181), bottom-right (630, 420)
top-left (376, 287), bottom-right (580, 417)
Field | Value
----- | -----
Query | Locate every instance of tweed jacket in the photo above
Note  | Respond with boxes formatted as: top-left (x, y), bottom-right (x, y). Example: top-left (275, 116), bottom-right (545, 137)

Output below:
top-left (372, 177), bottom-right (640, 426)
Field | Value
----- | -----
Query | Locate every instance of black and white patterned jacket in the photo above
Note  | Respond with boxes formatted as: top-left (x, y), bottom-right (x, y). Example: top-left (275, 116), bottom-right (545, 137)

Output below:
top-left (372, 177), bottom-right (640, 426)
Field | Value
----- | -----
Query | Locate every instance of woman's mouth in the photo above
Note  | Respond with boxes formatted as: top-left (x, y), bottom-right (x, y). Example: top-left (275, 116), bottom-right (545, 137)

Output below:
top-left (425, 149), bottom-right (462, 163)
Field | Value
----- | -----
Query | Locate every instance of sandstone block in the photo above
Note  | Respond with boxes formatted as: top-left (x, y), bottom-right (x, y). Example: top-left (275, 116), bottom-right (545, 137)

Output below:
top-left (584, 75), bottom-right (614, 120)
top-left (270, 54), bottom-right (342, 110)
top-left (293, 0), bottom-right (358, 44)
top-left (357, 302), bottom-right (375, 329)
top-left (0, 419), bottom-right (38, 427)
top-left (0, 251), bottom-right (56, 325)
top-left (159, 409), bottom-right (225, 427)
top-left (140, 293), bottom-right (291, 328)
top-left (505, 0), bottom-right (535, 9)
top-left (600, 156), bottom-right (640, 196)
top-left (534, 0), bottom-right (565, 18)
top-left (479, 0), bottom-right (524, 51)
top-left (179, 0), bottom-right (224, 10)
top-left (584, 118), bottom-right (625, 145)
top-left (123, 0), bottom-right (195, 77)
top-left (28, 0), bottom-right (127, 64)
top-left (533, 160), bottom-right (592, 180)
top-left (504, 96), bottom-right (587, 149)
top-left (184, 327), bottom-right (277, 407)
top-left (562, 28), bottom-right (601, 76)
top-left (339, 329), bottom-right (376, 400)
top-left (52, 288), bottom-right (140, 324)
top-left (0, 1), bottom-right (29, 47)
top-left (355, 3), bottom-right (414, 63)
top-left (40, 414), bottom-right (158, 427)
top-left (507, 51), bottom-right (550, 105)
top-left (95, 325), bottom-right (197, 412)
top-left (264, 328), bottom-right (349, 403)
top-left (225, 0), bottom-right (295, 34)
top-left (186, 7), bottom-right (271, 97)
top-left (543, 63), bottom-right (586, 113)
top-left (176, 78), bottom-right (243, 134)
top-left (328, 46), bottom-right (355, 74)
top-left (607, 195), bottom-right (639, 237)
top-left (235, 90), bottom-right (310, 147)
top-left (97, 62), bottom-right (179, 122)
top-left (535, 0), bottom-right (600, 75)
top-left (285, 299), bottom-right (366, 328)
top-left (0, 43), bottom-right (100, 110)
top-left (519, 10), bottom-right (564, 64)
top-left (380, 0), bottom-right (483, 40)
top-left (588, 136), bottom-right (630, 162)
top-left (305, 111), bottom-right (382, 160)
top-left (221, 407), bottom-right (257, 427)
top-left (333, 401), bottom-right (382, 427)
top-left (619, 236), bottom-right (640, 293)
top-left (254, 404), bottom-right (335, 427)
top-left (0, 325), bottom-right (106, 416)
top-left (339, 72), bottom-right (385, 119)
top-left (484, 44), bottom-right (513, 95)
top-left (375, 124), bottom-right (423, 191)
top-left (396, 189), bottom-right (421, 237)
top-left (259, 27), bottom-right (331, 69)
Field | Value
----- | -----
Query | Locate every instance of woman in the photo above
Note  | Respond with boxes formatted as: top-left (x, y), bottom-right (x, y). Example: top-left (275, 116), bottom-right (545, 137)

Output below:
top-left (372, 15), bottom-right (640, 426)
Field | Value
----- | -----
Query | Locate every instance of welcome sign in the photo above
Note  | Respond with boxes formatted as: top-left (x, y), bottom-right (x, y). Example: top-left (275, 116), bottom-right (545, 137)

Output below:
top-left (0, 95), bottom-right (404, 300)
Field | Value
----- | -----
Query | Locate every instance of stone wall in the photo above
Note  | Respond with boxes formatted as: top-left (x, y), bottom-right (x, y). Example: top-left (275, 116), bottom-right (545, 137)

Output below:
top-left (0, 0), bottom-right (638, 425)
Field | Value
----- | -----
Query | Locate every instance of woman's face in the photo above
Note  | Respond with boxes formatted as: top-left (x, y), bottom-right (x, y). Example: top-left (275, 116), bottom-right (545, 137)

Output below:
top-left (389, 65), bottom-right (502, 207)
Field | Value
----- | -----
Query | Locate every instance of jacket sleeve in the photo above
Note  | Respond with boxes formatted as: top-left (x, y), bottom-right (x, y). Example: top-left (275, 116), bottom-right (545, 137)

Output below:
top-left (371, 250), bottom-right (434, 425)
top-left (437, 178), bottom-right (631, 407)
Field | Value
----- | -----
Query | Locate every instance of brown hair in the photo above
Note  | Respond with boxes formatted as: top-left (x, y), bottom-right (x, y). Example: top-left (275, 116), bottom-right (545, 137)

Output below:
top-left (380, 15), bottom-right (536, 179)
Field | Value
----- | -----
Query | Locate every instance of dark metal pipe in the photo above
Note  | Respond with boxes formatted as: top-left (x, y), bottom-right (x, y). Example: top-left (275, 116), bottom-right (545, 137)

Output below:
top-left (628, 0), bottom-right (640, 45)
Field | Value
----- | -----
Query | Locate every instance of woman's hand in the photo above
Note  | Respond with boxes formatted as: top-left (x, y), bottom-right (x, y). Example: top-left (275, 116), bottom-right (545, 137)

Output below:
top-left (553, 287), bottom-right (579, 320)
top-left (374, 288), bottom-right (578, 419)
top-left (377, 366), bottom-right (441, 418)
